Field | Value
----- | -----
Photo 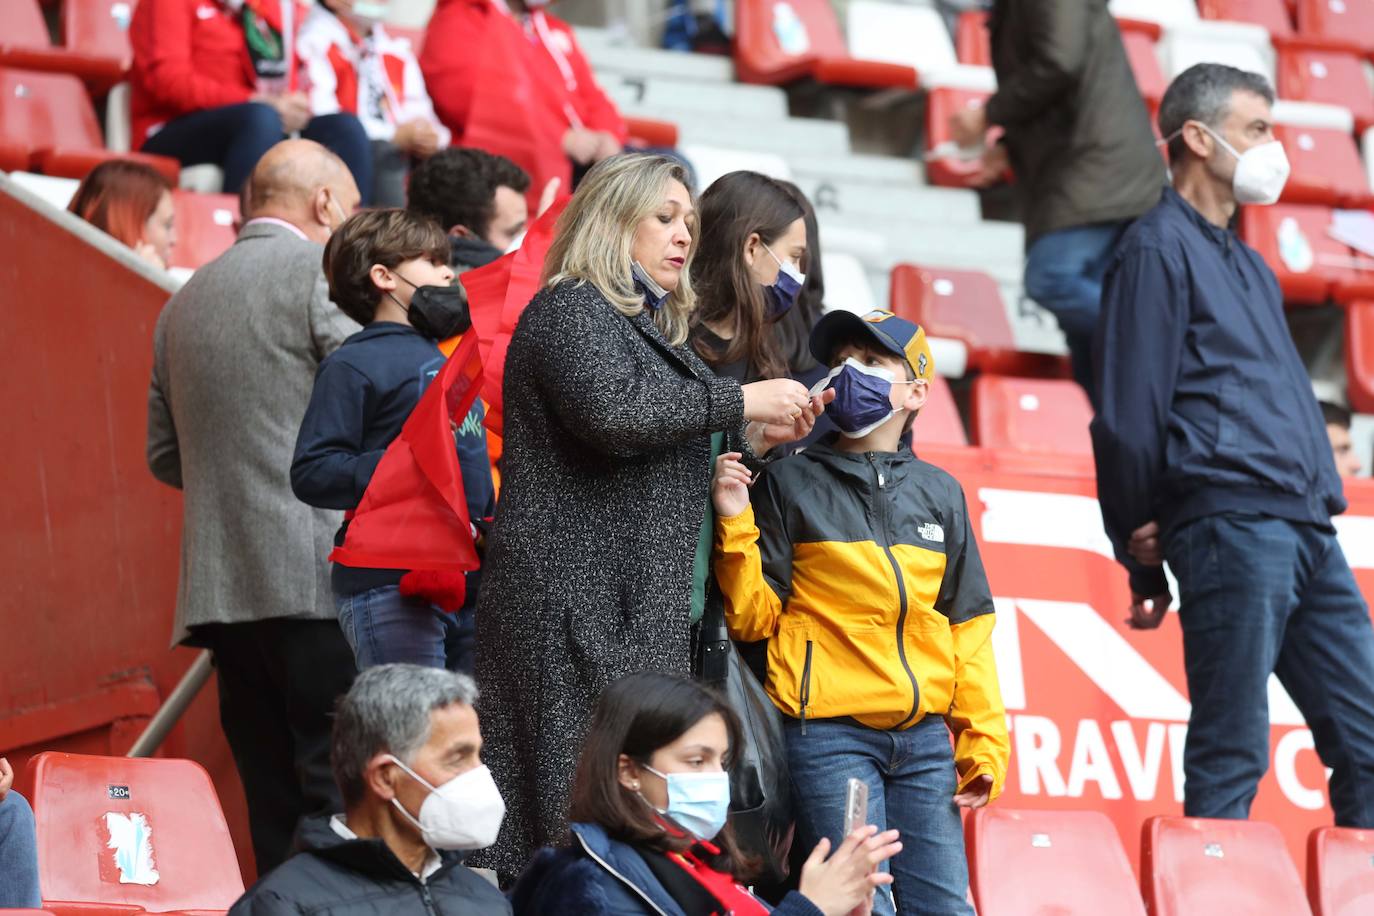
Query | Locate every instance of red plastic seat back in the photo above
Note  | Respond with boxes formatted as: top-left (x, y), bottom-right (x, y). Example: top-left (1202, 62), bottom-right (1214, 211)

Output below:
top-left (734, 0), bottom-right (846, 84)
top-left (1239, 202), bottom-right (1346, 305)
top-left (1120, 27), bottom-right (1166, 108)
top-left (970, 375), bottom-right (1093, 455)
top-left (890, 263), bottom-right (1016, 357)
top-left (916, 373), bottom-right (968, 448)
top-left (27, 752), bottom-right (244, 913)
top-left (0, 0), bottom-right (54, 50)
top-left (1275, 123), bottom-right (1371, 208)
top-left (1308, 826), bottom-right (1374, 915)
top-left (1345, 302), bottom-right (1374, 414)
top-left (0, 67), bottom-right (103, 151)
top-left (966, 808), bottom-right (1146, 916)
top-left (955, 10), bottom-right (991, 65)
top-left (1198, 0), bottom-right (1294, 36)
top-left (1296, 0), bottom-right (1374, 53)
top-left (1141, 816), bottom-right (1309, 916)
top-left (62, 0), bottom-right (135, 70)
top-left (1277, 45), bottom-right (1374, 134)
top-left (168, 190), bottom-right (240, 271)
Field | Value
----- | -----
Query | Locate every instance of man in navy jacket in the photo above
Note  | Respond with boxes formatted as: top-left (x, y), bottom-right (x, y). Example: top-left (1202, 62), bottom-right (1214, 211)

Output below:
top-left (1092, 63), bottom-right (1374, 827)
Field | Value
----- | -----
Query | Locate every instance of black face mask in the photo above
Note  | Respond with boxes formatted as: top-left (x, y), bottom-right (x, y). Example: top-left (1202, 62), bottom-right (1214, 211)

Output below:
top-left (394, 274), bottom-right (470, 340)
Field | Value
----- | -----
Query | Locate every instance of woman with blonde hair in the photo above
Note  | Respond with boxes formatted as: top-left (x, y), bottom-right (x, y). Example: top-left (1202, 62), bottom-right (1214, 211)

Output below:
top-left (472, 153), bottom-right (824, 881)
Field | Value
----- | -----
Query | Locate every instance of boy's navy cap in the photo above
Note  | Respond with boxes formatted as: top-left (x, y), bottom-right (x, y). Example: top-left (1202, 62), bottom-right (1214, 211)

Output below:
top-left (809, 309), bottom-right (935, 380)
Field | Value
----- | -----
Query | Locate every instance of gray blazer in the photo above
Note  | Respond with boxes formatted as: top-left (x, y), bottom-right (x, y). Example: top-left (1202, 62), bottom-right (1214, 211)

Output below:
top-left (146, 221), bottom-right (360, 645)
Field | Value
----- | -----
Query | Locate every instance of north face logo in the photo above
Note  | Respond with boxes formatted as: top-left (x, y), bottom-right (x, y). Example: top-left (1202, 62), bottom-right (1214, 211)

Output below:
top-left (919, 522), bottom-right (945, 543)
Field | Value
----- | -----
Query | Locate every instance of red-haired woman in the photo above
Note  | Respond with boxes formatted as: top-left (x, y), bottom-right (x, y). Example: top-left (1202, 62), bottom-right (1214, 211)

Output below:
top-left (68, 161), bottom-right (178, 270)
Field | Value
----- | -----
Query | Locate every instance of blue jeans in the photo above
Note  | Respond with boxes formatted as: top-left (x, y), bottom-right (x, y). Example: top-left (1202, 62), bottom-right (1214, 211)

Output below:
top-left (336, 584), bottom-right (473, 672)
top-left (785, 716), bottom-right (972, 916)
top-left (142, 102), bottom-right (374, 201)
top-left (1166, 513), bottom-right (1374, 825)
top-left (1023, 221), bottom-right (1131, 401)
top-left (0, 791), bottom-right (41, 908)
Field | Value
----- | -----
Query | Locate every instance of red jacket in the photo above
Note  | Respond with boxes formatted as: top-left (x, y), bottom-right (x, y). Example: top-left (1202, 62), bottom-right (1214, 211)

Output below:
top-left (419, 0), bottom-right (626, 168)
top-left (129, 0), bottom-right (300, 150)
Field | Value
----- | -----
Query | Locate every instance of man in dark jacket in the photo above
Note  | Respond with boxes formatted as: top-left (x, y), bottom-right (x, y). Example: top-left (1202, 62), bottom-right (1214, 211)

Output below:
top-left (230, 665), bottom-right (512, 916)
top-left (1092, 63), bottom-right (1374, 828)
top-left (951, 0), bottom-right (1165, 397)
top-left (406, 147), bottom-right (532, 273)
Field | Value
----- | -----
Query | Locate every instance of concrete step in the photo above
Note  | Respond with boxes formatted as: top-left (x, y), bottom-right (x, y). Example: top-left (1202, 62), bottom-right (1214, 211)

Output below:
top-left (788, 152), bottom-right (926, 186)
top-left (800, 178), bottom-right (981, 224)
top-left (601, 74), bottom-right (789, 121)
top-left (582, 42), bottom-right (735, 83)
top-left (637, 110), bottom-right (852, 157)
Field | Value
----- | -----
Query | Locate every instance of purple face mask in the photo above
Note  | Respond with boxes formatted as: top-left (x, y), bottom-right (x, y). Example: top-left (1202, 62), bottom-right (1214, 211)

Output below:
top-left (812, 357), bottom-right (914, 438)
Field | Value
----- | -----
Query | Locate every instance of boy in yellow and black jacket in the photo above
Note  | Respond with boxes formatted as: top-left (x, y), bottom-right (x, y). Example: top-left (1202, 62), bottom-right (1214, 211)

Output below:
top-left (711, 309), bottom-right (1007, 916)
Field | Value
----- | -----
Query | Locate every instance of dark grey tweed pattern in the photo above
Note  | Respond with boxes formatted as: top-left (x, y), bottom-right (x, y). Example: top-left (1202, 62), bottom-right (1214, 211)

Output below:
top-left (472, 279), bottom-right (747, 877)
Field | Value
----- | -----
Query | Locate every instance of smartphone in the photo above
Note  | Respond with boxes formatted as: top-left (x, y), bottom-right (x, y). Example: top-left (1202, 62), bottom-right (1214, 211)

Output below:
top-left (842, 778), bottom-right (869, 837)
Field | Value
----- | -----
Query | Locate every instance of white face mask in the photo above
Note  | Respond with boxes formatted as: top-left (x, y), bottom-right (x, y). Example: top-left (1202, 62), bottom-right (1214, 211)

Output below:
top-left (1195, 123), bottom-right (1289, 205)
top-left (386, 756), bottom-right (506, 851)
top-left (348, 0), bottom-right (389, 24)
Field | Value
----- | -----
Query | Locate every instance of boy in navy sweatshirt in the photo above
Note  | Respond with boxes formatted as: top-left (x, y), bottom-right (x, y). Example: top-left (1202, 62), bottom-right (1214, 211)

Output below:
top-left (292, 208), bottom-right (494, 672)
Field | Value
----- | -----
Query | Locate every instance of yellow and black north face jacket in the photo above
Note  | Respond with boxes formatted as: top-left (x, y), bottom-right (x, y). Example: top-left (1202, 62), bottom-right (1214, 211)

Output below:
top-left (713, 439), bottom-right (1009, 799)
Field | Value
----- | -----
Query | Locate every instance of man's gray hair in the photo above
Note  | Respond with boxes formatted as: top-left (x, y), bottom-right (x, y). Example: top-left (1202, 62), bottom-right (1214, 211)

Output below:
top-left (332, 664), bottom-right (479, 807)
top-left (1158, 63), bottom-right (1276, 163)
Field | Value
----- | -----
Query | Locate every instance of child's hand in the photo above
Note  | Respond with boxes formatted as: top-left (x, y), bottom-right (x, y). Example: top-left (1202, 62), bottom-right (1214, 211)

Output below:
top-left (953, 774), bottom-right (993, 809)
top-left (712, 452), bottom-right (752, 518)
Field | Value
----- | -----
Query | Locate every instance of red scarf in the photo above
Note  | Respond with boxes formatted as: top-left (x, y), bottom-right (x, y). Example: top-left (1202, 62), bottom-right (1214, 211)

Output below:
top-left (665, 840), bottom-right (769, 916)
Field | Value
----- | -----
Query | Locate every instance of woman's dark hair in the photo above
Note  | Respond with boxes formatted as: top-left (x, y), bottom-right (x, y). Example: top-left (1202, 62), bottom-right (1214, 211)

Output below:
top-left (569, 672), bottom-right (756, 878)
top-left (690, 171), bottom-right (806, 381)
top-left (771, 180), bottom-right (826, 374)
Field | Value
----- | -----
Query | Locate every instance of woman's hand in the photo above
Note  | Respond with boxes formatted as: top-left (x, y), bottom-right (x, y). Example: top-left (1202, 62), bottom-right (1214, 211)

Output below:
top-left (797, 825), bottom-right (902, 916)
top-left (711, 452), bottom-right (752, 518)
top-left (741, 379), bottom-right (811, 427)
top-left (747, 389), bottom-right (834, 454)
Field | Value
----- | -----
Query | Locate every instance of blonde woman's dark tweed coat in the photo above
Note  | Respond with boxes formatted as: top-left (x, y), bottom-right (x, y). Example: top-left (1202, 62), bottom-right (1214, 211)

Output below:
top-left (472, 279), bottom-right (749, 878)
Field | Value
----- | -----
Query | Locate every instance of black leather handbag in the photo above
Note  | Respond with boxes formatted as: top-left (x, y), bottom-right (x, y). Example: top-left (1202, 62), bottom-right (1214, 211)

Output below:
top-left (697, 595), bottom-right (796, 885)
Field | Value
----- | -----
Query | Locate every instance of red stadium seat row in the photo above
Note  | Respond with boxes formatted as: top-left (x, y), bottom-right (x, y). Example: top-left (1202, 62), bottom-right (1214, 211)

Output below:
top-left (968, 808), bottom-right (1374, 915)
top-left (734, 0), bottom-right (918, 90)
top-left (0, 67), bottom-right (177, 181)
top-left (0, 0), bottom-right (133, 93)
top-left (1241, 203), bottom-right (1374, 306)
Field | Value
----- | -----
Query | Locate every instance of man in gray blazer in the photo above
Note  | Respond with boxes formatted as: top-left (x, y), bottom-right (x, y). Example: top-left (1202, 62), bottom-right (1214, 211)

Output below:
top-left (147, 139), bottom-right (363, 874)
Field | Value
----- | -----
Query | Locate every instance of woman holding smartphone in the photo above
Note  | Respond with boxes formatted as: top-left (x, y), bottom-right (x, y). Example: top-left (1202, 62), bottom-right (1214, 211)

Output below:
top-left (512, 672), bottom-right (900, 916)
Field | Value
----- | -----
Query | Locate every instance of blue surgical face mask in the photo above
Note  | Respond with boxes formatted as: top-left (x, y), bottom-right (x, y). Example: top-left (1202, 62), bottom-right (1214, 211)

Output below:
top-left (762, 243), bottom-right (805, 319)
top-left (812, 357), bottom-right (915, 438)
top-left (642, 764), bottom-right (730, 841)
top-left (631, 260), bottom-right (670, 311)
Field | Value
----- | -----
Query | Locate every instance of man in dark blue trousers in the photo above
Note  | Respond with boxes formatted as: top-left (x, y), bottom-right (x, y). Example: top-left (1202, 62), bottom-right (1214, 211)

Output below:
top-left (1093, 62), bottom-right (1374, 827)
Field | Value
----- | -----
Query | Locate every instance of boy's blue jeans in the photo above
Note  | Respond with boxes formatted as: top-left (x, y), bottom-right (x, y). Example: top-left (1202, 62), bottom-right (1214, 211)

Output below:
top-left (1166, 513), bottom-right (1374, 825)
top-left (785, 715), bottom-right (973, 916)
top-left (336, 585), bottom-right (474, 674)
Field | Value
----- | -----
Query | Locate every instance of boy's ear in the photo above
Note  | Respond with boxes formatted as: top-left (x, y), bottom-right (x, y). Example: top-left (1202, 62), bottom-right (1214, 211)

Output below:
top-left (369, 263), bottom-right (399, 293)
top-left (904, 379), bottom-right (929, 415)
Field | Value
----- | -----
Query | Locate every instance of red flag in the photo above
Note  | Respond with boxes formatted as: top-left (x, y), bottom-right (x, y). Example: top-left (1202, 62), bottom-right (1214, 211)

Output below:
top-left (329, 333), bottom-right (484, 582)
top-left (453, 198), bottom-right (568, 437)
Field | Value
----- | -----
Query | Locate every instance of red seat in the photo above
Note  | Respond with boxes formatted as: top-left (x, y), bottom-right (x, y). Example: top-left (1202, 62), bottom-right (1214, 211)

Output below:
top-left (624, 115), bottom-right (679, 148)
top-left (1119, 25), bottom-right (1167, 111)
top-left (168, 190), bottom-right (239, 271)
top-left (0, 0), bottom-right (128, 91)
top-left (60, 0), bottom-right (137, 88)
top-left (734, 0), bottom-right (918, 90)
top-left (955, 10), bottom-right (991, 66)
top-left (1240, 202), bottom-right (1374, 305)
top-left (0, 67), bottom-right (177, 180)
top-left (1198, 0), bottom-right (1295, 37)
top-left (26, 752), bottom-right (244, 916)
top-left (965, 808), bottom-right (1146, 916)
top-left (923, 86), bottom-right (1001, 188)
top-left (1308, 826), bottom-right (1374, 915)
top-left (890, 264), bottom-right (1068, 377)
top-left (1277, 43), bottom-right (1374, 134)
top-left (1141, 816), bottom-right (1309, 916)
top-left (916, 373), bottom-right (968, 448)
top-left (969, 375), bottom-right (1093, 456)
top-left (1345, 302), bottom-right (1374, 413)
top-left (1296, 0), bottom-right (1374, 55)
top-left (1275, 123), bottom-right (1372, 208)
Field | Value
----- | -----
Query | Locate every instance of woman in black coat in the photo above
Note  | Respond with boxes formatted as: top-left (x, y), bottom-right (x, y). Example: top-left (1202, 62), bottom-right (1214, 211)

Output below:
top-left (472, 153), bottom-right (822, 880)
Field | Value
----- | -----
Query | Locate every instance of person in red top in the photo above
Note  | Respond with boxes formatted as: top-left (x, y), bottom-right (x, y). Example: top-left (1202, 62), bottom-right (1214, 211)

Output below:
top-left (419, 0), bottom-right (627, 209)
top-left (130, 0), bottom-right (374, 198)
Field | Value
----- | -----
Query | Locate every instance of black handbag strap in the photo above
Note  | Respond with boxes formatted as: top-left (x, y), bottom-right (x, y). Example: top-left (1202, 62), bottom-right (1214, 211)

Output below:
top-left (698, 590), bottom-right (731, 685)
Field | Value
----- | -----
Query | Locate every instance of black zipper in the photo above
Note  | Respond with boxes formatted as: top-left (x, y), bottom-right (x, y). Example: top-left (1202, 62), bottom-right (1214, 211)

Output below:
top-left (418, 882), bottom-right (438, 916)
top-left (869, 453), bottom-right (921, 728)
top-left (800, 639), bottom-right (814, 735)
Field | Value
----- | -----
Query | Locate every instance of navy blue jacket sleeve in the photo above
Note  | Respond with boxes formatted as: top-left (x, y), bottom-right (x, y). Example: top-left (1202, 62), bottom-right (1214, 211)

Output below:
top-left (291, 359), bottom-right (386, 510)
top-left (1090, 243), bottom-right (1188, 597)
